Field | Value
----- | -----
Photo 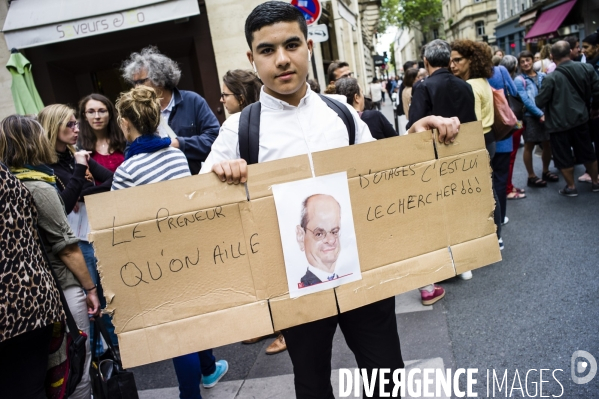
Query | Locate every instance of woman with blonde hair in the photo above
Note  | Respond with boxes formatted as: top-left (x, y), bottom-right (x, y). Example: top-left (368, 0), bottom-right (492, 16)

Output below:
top-left (38, 104), bottom-right (113, 213)
top-left (38, 104), bottom-right (116, 353)
top-left (113, 85), bottom-right (229, 398)
top-left (0, 114), bottom-right (100, 399)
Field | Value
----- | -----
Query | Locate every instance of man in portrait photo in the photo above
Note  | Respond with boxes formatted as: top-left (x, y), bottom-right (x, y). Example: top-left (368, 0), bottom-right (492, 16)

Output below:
top-left (296, 194), bottom-right (342, 288)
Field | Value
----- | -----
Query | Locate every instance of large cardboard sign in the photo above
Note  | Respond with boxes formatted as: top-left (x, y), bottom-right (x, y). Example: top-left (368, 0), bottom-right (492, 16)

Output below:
top-left (86, 122), bottom-right (501, 368)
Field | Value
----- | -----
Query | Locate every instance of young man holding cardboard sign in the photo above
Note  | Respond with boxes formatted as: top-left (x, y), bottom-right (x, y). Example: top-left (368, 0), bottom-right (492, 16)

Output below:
top-left (200, 2), bottom-right (460, 397)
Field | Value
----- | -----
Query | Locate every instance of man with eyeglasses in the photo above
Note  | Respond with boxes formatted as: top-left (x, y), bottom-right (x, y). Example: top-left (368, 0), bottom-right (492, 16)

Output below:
top-left (121, 46), bottom-right (220, 174)
top-left (296, 194), bottom-right (342, 287)
top-left (327, 60), bottom-right (353, 84)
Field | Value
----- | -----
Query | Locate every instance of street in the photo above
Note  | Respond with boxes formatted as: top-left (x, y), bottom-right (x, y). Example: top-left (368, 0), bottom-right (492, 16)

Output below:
top-left (132, 100), bottom-right (599, 399)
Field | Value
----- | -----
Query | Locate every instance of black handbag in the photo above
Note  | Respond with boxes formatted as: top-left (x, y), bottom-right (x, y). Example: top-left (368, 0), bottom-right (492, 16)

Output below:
top-left (504, 73), bottom-right (525, 120)
top-left (507, 94), bottom-right (525, 121)
top-left (91, 318), bottom-right (139, 399)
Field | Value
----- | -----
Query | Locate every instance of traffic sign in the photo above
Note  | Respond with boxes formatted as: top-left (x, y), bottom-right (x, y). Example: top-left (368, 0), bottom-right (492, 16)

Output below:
top-left (291, 0), bottom-right (322, 26)
top-left (308, 24), bottom-right (328, 43)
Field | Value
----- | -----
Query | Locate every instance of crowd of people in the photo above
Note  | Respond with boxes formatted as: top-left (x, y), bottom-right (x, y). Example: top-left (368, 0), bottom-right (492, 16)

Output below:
top-left (1, 1), bottom-right (598, 399)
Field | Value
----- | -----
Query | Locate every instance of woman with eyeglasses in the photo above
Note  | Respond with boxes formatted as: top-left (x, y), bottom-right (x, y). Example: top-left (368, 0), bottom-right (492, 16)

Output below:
top-left (38, 105), bottom-right (115, 358)
top-left (77, 94), bottom-right (126, 177)
top-left (38, 105), bottom-right (114, 215)
top-left (450, 39), bottom-right (503, 271)
top-left (220, 69), bottom-right (262, 115)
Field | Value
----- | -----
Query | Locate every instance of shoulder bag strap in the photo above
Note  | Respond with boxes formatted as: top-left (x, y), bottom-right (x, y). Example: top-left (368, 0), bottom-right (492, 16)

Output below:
top-left (318, 94), bottom-right (356, 145)
top-left (34, 224), bottom-right (81, 341)
top-left (554, 67), bottom-right (589, 106)
top-left (238, 102), bottom-right (262, 165)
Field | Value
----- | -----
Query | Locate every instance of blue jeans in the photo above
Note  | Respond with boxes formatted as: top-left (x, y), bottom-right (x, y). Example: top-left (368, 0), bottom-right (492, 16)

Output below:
top-left (172, 350), bottom-right (216, 399)
top-left (78, 241), bottom-right (119, 349)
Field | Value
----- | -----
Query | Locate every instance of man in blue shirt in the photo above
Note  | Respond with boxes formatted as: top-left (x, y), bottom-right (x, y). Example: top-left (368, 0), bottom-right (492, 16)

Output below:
top-left (121, 46), bottom-right (220, 174)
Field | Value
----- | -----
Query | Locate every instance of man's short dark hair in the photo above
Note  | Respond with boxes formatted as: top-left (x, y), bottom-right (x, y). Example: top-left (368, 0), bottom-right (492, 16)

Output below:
top-left (517, 50), bottom-right (534, 64)
top-left (327, 60), bottom-right (349, 83)
top-left (424, 39), bottom-right (451, 67)
top-left (245, 1), bottom-right (308, 49)
top-left (551, 41), bottom-right (571, 60)
top-left (403, 61), bottom-right (417, 72)
top-left (564, 36), bottom-right (578, 51)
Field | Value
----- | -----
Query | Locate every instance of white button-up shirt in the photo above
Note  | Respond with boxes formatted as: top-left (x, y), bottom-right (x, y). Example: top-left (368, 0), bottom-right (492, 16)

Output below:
top-left (199, 85), bottom-right (374, 173)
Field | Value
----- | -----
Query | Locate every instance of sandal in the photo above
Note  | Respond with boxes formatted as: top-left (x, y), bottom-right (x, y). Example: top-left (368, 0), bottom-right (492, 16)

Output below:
top-left (507, 191), bottom-right (526, 200)
top-left (578, 173), bottom-right (592, 183)
top-left (512, 187), bottom-right (526, 194)
top-left (542, 171), bottom-right (559, 182)
top-left (527, 176), bottom-right (547, 187)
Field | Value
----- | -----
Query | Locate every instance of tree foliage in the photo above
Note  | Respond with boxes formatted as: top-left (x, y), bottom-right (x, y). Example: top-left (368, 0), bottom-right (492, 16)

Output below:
top-left (379, 0), bottom-right (443, 35)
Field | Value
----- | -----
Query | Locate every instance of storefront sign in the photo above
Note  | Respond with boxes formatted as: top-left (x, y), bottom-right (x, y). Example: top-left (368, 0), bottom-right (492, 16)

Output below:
top-left (4, 0), bottom-right (200, 49)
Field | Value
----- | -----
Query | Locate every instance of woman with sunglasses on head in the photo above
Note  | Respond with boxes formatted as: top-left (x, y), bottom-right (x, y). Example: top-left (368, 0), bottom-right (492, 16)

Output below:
top-left (220, 69), bottom-right (289, 355)
top-left (38, 105), bottom-right (114, 215)
top-left (77, 94), bottom-right (126, 177)
top-left (38, 105), bottom-right (116, 355)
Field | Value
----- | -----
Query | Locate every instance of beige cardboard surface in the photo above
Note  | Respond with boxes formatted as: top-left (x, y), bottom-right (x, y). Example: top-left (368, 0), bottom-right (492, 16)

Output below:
top-left (434, 121), bottom-right (485, 159)
top-left (269, 290), bottom-right (338, 331)
top-left (118, 301), bottom-right (273, 368)
top-left (451, 233), bottom-right (502, 275)
top-left (238, 197), bottom-right (288, 300)
top-left (335, 248), bottom-right (455, 313)
top-left (86, 172), bottom-right (246, 231)
top-left (91, 202), bottom-right (257, 335)
top-left (245, 155), bottom-right (313, 199)
top-left (87, 121), bottom-right (500, 368)
top-left (312, 131), bottom-right (435, 178)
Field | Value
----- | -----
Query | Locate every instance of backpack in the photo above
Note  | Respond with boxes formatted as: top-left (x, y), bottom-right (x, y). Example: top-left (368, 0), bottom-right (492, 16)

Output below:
top-left (238, 94), bottom-right (356, 165)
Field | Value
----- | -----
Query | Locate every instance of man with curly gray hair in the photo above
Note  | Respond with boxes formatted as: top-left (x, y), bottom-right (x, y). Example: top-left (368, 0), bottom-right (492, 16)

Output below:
top-left (121, 46), bottom-right (220, 174)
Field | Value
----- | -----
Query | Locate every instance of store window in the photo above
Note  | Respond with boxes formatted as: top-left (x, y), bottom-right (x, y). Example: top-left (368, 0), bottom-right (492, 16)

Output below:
top-left (476, 21), bottom-right (485, 36)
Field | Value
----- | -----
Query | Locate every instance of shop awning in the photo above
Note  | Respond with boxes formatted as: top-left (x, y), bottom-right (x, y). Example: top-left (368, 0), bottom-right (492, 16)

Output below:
top-left (524, 0), bottom-right (576, 41)
top-left (3, 0), bottom-right (200, 49)
top-left (518, 10), bottom-right (538, 26)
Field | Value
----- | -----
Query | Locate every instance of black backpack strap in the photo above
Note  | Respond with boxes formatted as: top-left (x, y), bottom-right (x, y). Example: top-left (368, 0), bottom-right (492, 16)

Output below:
top-left (238, 102), bottom-right (262, 165)
top-left (319, 94), bottom-right (356, 145)
top-left (554, 67), bottom-right (589, 107)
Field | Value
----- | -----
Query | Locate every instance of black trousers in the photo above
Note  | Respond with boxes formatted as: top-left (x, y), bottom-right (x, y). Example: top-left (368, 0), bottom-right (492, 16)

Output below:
top-left (0, 324), bottom-right (53, 399)
top-left (281, 297), bottom-right (404, 399)
top-left (492, 152), bottom-right (511, 222)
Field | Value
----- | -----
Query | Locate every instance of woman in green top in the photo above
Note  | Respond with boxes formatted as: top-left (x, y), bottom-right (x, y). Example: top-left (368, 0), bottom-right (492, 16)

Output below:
top-left (0, 115), bottom-right (100, 399)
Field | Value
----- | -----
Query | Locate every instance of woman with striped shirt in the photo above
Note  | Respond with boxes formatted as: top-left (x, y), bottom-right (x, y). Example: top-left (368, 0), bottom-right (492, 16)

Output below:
top-left (112, 86), bottom-right (190, 189)
top-left (113, 86), bottom-right (229, 399)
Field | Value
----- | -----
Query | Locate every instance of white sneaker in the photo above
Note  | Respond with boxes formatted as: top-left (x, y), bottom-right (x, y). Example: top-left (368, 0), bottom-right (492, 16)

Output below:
top-left (502, 216), bottom-right (509, 226)
top-left (499, 238), bottom-right (504, 251)
top-left (460, 271), bottom-right (473, 280)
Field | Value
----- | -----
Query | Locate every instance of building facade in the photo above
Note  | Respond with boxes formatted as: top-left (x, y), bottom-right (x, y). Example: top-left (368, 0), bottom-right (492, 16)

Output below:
top-left (495, 0), bottom-right (593, 57)
top-left (393, 28), bottom-right (425, 74)
top-left (0, 0), bottom-right (379, 121)
top-left (443, 0), bottom-right (498, 44)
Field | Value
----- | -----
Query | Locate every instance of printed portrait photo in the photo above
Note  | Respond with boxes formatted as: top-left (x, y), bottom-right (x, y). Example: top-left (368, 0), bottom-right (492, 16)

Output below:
top-left (272, 172), bottom-right (362, 298)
